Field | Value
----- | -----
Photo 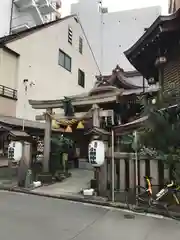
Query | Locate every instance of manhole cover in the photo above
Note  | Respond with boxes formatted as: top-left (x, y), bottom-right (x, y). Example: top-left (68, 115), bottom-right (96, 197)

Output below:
top-left (124, 214), bottom-right (135, 219)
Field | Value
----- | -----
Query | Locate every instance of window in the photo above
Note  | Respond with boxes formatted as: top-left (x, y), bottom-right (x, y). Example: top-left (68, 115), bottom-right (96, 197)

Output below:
top-left (68, 27), bottom-right (73, 44)
top-left (78, 69), bottom-right (85, 88)
top-left (58, 50), bottom-right (71, 72)
top-left (79, 37), bottom-right (83, 54)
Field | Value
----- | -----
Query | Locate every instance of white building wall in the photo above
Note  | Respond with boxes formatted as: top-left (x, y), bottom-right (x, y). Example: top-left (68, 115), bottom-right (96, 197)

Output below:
top-left (0, 49), bottom-right (19, 90)
top-left (103, 7), bottom-right (161, 73)
top-left (71, 0), bottom-right (161, 74)
top-left (0, 48), bottom-right (18, 116)
top-left (71, 0), bottom-right (102, 71)
top-left (6, 17), bottom-right (100, 120)
top-left (0, 0), bottom-right (12, 37)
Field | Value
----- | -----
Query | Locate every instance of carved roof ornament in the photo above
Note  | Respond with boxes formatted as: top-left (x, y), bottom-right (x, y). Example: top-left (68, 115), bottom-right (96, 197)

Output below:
top-left (113, 65), bottom-right (124, 74)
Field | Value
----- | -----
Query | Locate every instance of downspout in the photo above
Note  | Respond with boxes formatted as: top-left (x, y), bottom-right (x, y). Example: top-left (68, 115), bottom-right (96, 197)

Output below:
top-left (9, 0), bottom-right (14, 34)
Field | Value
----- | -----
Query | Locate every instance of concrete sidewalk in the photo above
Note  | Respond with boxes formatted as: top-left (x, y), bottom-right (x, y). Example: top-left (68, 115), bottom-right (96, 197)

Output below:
top-left (33, 169), bottom-right (94, 197)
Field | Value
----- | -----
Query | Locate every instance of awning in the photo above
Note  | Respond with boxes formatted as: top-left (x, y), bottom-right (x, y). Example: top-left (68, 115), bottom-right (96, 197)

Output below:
top-left (114, 116), bottom-right (148, 135)
top-left (8, 130), bottom-right (30, 138)
top-left (0, 115), bottom-right (46, 129)
top-left (0, 124), bottom-right (11, 131)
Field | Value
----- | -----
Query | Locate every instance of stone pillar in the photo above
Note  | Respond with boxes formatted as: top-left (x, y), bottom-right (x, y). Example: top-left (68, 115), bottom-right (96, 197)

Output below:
top-left (91, 104), bottom-right (101, 194)
top-left (99, 137), bottom-right (108, 196)
top-left (43, 108), bottom-right (52, 172)
top-left (150, 159), bottom-right (159, 186)
top-left (92, 104), bottom-right (100, 127)
top-left (119, 159), bottom-right (126, 190)
top-left (18, 142), bottom-right (32, 187)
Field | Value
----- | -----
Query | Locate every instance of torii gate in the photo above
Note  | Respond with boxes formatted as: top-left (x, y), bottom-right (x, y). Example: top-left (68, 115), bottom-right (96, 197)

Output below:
top-left (29, 89), bottom-right (119, 172)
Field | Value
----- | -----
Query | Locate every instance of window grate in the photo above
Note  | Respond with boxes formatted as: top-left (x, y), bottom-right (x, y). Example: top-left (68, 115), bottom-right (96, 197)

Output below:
top-left (68, 27), bottom-right (73, 45)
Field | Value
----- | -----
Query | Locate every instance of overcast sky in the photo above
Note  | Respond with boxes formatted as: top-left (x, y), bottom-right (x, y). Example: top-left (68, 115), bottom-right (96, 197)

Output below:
top-left (61, 0), bottom-right (169, 16)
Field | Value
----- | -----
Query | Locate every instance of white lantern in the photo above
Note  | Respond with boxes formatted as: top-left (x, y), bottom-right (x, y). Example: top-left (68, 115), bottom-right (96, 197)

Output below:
top-left (8, 141), bottom-right (23, 162)
top-left (88, 140), bottom-right (105, 167)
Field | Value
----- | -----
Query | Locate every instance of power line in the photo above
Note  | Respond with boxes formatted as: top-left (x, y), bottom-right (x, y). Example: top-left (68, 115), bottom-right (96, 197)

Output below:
top-left (99, 0), bottom-right (104, 74)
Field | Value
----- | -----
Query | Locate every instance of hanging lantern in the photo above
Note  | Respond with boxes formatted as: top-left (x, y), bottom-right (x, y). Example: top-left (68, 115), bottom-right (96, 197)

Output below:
top-left (76, 121), bottom-right (84, 129)
top-left (52, 119), bottom-right (59, 129)
top-left (65, 125), bottom-right (72, 132)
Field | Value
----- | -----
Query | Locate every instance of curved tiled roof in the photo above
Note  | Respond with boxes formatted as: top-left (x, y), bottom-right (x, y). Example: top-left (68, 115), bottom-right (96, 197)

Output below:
top-left (124, 9), bottom-right (180, 58)
top-left (89, 65), bottom-right (143, 96)
top-left (124, 9), bottom-right (180, 78)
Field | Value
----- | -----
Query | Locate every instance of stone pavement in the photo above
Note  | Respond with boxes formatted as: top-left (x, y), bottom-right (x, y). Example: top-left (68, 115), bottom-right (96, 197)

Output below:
top-left (0, 191), bottom-right (180, 240)
top-left (32, 169), bottom-right (94, 196)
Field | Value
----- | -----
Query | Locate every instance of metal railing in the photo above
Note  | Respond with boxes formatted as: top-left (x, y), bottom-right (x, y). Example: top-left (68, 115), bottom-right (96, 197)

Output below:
top-left (0, 85), bottom-right (17, 100)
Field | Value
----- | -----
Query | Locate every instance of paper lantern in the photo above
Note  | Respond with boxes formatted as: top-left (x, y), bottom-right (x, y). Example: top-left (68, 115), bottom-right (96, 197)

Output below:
top-left (76, 121), bottom-right (84, 129)
top-left (8, 141), bottom-right (23, 162)
top-left (88, 140), bottom-right (105, 167)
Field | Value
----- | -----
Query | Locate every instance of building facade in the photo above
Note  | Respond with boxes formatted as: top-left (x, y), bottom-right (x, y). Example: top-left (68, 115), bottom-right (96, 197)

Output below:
top-left (0, 47), bottom-right (18, 116)
top-left (71, 0), bottom-right (161, 74)
top-left (0, 0), bottom-right (61, 37)
top-left (0, 15), bottom-right (100, 120)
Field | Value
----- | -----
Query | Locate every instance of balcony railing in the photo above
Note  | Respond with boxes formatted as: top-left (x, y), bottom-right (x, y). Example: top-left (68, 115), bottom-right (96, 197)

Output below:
top-left (0, 85), bottom-right (17, 100)
top-left (14, 0), bottom-right (44, 25)
top-left (36, 0), bottom-right (59, 15)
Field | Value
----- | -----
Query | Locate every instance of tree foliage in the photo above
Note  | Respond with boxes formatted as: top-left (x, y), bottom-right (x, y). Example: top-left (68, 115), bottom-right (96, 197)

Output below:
top-left (51, 135), bottom-right (74, 153)
top-left (139, 95), bottom-right (180, 181)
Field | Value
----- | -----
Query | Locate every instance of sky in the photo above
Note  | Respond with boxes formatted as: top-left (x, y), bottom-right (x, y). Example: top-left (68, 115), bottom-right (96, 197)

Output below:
top-left (61, 0), bottom-right (169, 16)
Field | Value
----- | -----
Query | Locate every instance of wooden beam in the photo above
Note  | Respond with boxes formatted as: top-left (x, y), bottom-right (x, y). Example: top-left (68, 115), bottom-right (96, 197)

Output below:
top-left (35, 109), bottom-right (114, 121)
top-left (0, 114), bottom-right (46, 129)
top-left (29, 92), bottom-right (121, 109)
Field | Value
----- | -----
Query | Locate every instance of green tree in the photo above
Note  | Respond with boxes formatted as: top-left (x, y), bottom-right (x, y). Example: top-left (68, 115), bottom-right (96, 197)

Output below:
top-left (50, 135), bottom-right (74, 176)
top-left (139, 95), bottom-right (180, 182)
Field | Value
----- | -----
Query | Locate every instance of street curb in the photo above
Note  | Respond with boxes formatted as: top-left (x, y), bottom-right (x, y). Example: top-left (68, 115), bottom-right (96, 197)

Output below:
top-left (0, 186), bottom-right (127, 209)
top-left (0, 186), bottom-right (179, 220)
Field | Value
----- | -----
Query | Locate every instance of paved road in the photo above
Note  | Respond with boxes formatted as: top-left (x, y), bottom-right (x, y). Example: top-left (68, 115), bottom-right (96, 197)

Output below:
top-left (0, 191), bottom-right (180, 240)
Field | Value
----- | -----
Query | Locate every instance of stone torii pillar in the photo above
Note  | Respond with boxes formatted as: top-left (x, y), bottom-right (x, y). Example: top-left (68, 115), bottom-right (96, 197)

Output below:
top-left (43, 108), bottom-right (52, 172)
top-left (91, 104), bottom-right (107, 196)
top-left (92, 104), bottom-right (100, 128)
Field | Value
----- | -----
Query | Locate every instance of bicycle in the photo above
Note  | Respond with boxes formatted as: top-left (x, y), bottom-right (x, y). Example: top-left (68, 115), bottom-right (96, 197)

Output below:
top-left (125, 176), bottom-right (180, 220)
